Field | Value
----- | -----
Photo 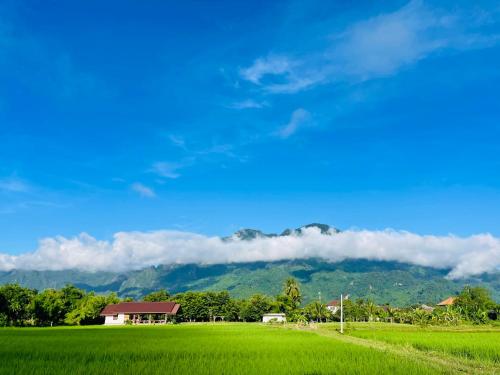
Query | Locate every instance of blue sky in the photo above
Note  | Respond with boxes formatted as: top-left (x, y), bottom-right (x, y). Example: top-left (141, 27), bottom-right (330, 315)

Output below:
top-left (1, 0), bottom-right (500, 255)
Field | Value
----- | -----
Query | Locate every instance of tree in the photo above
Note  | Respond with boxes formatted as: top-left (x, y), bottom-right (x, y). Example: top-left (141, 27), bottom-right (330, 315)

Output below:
top-left (0, 290), bottom-right (8, 326)
top-left (173, 292), bottom-right (209, 322)
top-left (365, 300), bottom-right (378, 322)
top-left (284, 278), bottom-right (302, 308)
top-left (303, 301), bottom-right (330, 322)
top-left (143, 289), bottom-right (171, 302)
top-left (412, 308), bottom-right (431, 326)
top-left (205, 291), bottom-right (234, 320)
top-left (0, 284), bottom-right (36, 326)
top-left (275, 295), bottom-right (294, 315)
top-left (60, 285), bottom-right (85, 312)
top-left (65, 292), bottom-right (119, 325)
top-left (454, 286), bottom-right (495, 323)
top-left (239, 294), bottom-right (273, 322)
top-left (33, 289), bottom-right (65, 326)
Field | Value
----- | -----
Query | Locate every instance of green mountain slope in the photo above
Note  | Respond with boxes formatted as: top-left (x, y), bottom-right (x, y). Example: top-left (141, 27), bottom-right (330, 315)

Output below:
top-left (1, 258), bottom-right (498, 306)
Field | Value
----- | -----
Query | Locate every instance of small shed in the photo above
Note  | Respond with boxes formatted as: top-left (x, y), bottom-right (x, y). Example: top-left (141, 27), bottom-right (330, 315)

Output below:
top-left (262, 313), bottom-right (286, 323)
top-left (100, 301), bottom-right (180, 325)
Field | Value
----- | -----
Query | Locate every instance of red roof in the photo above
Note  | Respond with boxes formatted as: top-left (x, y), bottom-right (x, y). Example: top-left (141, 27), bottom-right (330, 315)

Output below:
top-left (327, 300), bottom-right (339, 306)
top-left (100, 302), bottom-right (180, 316)
top-left (437, 297), bottom-right (456, 306)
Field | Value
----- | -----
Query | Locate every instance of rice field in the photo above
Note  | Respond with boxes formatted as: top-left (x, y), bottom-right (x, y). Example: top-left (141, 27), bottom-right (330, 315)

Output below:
top-left (0, 323), bottom-right (498, 374)
top-left (343, 323), bottom-right (500, 365)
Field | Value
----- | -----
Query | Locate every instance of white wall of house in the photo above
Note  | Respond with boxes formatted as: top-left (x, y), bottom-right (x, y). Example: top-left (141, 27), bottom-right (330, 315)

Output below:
top-left (104, 313), bottom-right (126, 325)
top-left (327, 305), bottom-right (339, 314)
top-left (262, 314), bottom-right (286, 323)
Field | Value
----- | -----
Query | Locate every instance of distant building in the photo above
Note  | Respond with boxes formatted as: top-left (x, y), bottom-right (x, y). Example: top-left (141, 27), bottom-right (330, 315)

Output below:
top-left (420, 304), bottom-right (434, 312)
top-left (436, 297), bottom-right (456, 307)
top-left (100, 301), bottom-right (180, 325)
top-left (262, 313), bottom-right (286, 323)
top-left (326, 300), bottom-right (340, 314)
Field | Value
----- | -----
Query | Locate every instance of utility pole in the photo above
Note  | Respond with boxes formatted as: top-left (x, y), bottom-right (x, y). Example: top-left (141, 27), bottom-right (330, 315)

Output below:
top-left (340, 293), bottom-right (344, 334)
top-left (318, 292), bottom-right (322, 323)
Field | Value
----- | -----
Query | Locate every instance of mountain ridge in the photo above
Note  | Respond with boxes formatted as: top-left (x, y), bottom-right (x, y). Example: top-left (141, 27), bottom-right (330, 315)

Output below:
top-left (223, 223), bottom-right (340, 241)
top-left (1, 258), bottom-right (498, 306)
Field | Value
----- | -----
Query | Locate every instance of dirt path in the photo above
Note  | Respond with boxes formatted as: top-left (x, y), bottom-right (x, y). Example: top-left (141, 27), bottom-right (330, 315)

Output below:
top-left (289, 326), bottom-right (498, 375)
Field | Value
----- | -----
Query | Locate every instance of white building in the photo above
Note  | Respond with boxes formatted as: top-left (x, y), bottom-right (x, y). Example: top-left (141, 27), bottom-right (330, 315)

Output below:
top-left (262, 313), bottom-right (286, 323)
top-left (101, 301), bottom-right (180, 325)
top-left (326, 300), bottom-right (340, 314)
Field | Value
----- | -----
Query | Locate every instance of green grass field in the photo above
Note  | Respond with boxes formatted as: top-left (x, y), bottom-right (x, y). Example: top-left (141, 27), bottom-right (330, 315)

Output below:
top-left (343, 323), bottom-right (500, 365)
top-left (0, 323), bottom-right (498, 375)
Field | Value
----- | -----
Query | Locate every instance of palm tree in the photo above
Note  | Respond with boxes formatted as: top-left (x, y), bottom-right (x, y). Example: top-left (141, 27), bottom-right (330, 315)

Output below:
top-left (366, 301), bottom-right (377, 322)
top-left (312, 301), bottom-right (328, 323)
top-left (284, 278), bottom-right (302, 306)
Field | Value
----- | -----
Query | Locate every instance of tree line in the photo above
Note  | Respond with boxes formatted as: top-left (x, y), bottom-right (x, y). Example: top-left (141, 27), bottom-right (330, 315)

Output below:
top-left (0, 279), bottom-right (497, 326)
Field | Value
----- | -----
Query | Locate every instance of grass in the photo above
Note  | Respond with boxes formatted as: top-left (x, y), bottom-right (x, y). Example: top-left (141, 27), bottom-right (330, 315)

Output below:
top-left (339, 322), bottom-right (500, 365)
top-left (0, 323), bottom-right (451, 375)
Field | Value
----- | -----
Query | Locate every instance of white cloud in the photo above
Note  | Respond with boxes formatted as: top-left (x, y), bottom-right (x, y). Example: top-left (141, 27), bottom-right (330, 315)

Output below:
top-left (240, 1), bottom-right (500, 93)
top-left (240, 55), bottom-right (293, 84)
top-left (168, 135), bottom-right (186, 149)
top-left (0, 227), bottom-right (499, 279)
top-left (151, 162), bottom-right (183, 179)
top-left (131, 183), bottom-right (155, 198)
top-left (0, 178), bottom-right (30, 193)
top-left (228, 99), bottom-right (268, 109)
top-left (276, 108), bottom-right (311, 138)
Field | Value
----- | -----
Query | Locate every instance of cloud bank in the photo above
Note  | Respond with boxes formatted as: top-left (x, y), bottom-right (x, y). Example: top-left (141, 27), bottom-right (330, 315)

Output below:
top-left (0, 227), bottom-right (499, 279)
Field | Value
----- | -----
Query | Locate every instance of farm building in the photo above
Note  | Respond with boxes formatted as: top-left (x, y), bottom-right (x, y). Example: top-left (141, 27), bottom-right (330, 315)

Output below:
top-left (100, 301), bottom-right (180, 325)
top-left (262, 313), bottom-right (286, 323)
top-left (326, 300), bottom-right (340, 313)
top-left (436, 297), bottom-right (456, 307)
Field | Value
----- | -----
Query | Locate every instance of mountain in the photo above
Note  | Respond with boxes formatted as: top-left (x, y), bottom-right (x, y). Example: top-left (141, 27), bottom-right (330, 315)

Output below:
top-left (1, 258), bottom-right (498, 306)
top-left (224, 223), bottom-right (340, 240)
top-left (1, 224), bottom-right (498, 306)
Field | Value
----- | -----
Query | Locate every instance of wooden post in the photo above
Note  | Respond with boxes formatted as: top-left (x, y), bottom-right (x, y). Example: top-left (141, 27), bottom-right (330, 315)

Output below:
top-left (148, 314), bottom-right (152, 324)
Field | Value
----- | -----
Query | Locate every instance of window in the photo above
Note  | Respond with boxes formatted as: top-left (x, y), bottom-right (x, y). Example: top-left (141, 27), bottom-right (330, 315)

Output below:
top-left (112, 315), bottom-right (119, 320)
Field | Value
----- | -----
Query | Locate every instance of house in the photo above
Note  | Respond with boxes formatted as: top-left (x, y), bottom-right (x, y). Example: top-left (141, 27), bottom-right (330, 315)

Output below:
top-left (421, 304), bottom-right (434, 312)
top-left (326, 300), bottom-right (340, 314)
top-left (436, 297), bottom-right (456, 307)
top-left (100, 301), bottom-right (180, 325)
top-left (262, 313), bottom-right (286, 323)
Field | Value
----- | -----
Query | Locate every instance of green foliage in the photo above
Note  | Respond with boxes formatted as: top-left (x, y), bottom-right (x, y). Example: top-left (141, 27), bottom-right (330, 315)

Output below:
top-left (65, 292), bottom-right (120, 325)
top-left (303, 301), bottom-right (330, 322)
top-left (173, 291), bottom-right (237, 322)
top-left (143, 289), bottom-right (171, 302)
top-left (275, 277), bottom-right (303, 320)
top-left (283, 278), bottom-right (301, 307)
top-left (33, 289), bottom-right (65, 326)
top-left (453, 286), bottom-right (496, 324)
top-left (0, 282), bottom-right (497, 327)
top-left (60, 284), bottom-right (85, 312)
top-left (0, 283), bottom-right (37, 326)
top-left (239, 294), bottom-right (273, 322)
